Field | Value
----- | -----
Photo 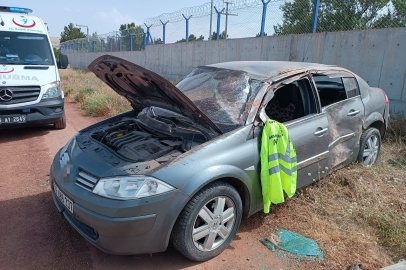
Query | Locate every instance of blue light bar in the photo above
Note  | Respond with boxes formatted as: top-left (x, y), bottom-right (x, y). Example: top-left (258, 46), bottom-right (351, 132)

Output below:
top-left (0, 6), bottom-right (33, 14)
top-left (10, 8), bottom-right (25, 12)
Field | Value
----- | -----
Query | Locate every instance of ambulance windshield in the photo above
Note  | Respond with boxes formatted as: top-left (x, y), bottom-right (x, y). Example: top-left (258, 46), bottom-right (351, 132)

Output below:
top-left (0, 31), bottom-right (54, 65)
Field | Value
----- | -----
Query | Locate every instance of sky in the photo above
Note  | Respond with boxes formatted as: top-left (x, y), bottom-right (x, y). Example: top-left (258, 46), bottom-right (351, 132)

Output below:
top-left (2, 0), bottom-right (210, 37)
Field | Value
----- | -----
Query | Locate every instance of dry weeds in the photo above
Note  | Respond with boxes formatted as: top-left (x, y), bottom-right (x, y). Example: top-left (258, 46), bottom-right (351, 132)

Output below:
top-left (59, 68), bottom-right (131, 117)
top-left (254, 139), bottom-right (406, 269)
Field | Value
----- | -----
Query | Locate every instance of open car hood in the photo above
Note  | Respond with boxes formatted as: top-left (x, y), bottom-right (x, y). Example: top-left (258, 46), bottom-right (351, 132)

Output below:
top-left (88, 55), bottom-right (222, 134)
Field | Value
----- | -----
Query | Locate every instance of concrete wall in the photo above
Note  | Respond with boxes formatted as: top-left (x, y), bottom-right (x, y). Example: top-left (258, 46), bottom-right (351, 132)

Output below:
top-left (66, 27), bottom-right (406, 114)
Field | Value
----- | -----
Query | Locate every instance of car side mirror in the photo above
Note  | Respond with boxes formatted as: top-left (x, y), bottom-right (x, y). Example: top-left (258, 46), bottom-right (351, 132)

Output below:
top-left (59, 54), bottom-right (69, 69)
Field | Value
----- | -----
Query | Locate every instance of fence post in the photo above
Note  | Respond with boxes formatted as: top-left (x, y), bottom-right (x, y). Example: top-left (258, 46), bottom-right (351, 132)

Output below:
top-left (142, 33), bottom-right (146, 50)
top-left (93, 41), bottom-right (96, 52)
top-left (82, 42), bottom-right (84, 52)
top-left (126, 30), bottom-right (133, 51)
top-left (182, 14), bottom-right (192, 42)
top-left (214, 7), bottom-right (225, 40)
top-left (160, 19), bottom-right (169, 44)
top-left (100, 39), bottom-right (104, 52)
top-left (260, 0), bottom-right (271, 36)
top-left (119, 37), bottom-right (122, 51)
top-left (312, 0), bottom-right (320, 33)
top-left (87, 41), bottom-right (90, 52)
top-left (144, 24), bottom-right (154, 45)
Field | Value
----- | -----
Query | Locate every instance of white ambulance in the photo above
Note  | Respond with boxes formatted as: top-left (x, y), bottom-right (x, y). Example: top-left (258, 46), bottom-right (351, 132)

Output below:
top-left (0, 6), bottom-right (68, 129)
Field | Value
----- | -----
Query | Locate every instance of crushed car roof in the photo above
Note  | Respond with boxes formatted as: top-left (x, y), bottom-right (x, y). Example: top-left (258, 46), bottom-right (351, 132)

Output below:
top-left (207, 61), bottom-right (334, 80)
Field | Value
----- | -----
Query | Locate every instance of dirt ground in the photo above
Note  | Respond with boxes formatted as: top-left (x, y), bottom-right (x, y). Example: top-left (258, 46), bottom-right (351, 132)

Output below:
top-left (0, 101), bottom-right (323, 270)
top-left (1, 99), bottom-right (404, 270)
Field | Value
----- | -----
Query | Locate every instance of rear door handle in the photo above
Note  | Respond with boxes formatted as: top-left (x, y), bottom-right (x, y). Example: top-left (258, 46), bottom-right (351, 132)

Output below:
top-left (314, 128), bottom-right (328, 136)
top-left (348, 110), bottom-right (360, 116)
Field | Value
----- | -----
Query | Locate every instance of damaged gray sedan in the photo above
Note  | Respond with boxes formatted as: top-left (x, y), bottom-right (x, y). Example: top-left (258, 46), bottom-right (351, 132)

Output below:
top-left (50, 56), bottom-right (389, 261)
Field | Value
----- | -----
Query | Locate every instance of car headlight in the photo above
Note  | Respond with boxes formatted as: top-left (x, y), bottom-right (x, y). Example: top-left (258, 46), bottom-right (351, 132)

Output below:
top-left (92, 176), bottom-right (175, 200)
top-left (42, 81), bottom-right (61, 99)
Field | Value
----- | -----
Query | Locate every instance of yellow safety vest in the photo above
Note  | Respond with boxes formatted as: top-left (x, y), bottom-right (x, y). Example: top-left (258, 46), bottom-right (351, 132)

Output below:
top-left (260, 119), bottom-right (297, 213)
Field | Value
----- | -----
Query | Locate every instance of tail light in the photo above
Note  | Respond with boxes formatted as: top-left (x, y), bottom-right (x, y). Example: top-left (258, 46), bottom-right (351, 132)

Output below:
top-left (381, 89), bottom-right (389, 105)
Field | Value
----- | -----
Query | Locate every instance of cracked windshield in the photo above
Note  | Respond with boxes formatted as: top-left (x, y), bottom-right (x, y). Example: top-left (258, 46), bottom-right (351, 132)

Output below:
top-left (177, 67), bottom-right (262, 132)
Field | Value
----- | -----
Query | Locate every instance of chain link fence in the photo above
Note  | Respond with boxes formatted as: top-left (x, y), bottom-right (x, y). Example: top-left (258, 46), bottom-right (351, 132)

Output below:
top-left (61, 0), bottom-right (405, 53)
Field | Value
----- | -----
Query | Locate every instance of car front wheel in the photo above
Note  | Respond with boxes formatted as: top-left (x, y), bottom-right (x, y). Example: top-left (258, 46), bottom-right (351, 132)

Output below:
top-left (357, 127), bottom-right (381, 167)
top-left (170, 181), bottom-right (242, 261)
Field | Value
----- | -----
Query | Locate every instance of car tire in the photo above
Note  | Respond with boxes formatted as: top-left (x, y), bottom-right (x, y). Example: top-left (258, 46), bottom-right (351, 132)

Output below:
top-left (54, 113), bottom-right (66, 129)
top-left (357, 127), bottom-right (381, 167)
top-left (170, 181), bottom-right (243, 262)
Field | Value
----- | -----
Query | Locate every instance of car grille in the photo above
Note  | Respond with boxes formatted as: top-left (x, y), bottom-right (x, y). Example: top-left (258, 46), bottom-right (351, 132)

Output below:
top-left (0, 86), bottom-right (41, 105)
top-left (76, 169), bottom-right (99, 191)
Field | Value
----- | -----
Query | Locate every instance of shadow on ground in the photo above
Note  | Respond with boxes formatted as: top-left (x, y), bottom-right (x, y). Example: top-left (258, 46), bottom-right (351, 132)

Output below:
top-left (0, 191), bottom-right (202, 269)
top-left (0, 125), bottom-right (54, 144)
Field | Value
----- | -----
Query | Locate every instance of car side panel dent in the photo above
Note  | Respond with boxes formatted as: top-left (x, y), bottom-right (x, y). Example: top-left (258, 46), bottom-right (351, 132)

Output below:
top-left (363, 112), bottom-right (384, 131)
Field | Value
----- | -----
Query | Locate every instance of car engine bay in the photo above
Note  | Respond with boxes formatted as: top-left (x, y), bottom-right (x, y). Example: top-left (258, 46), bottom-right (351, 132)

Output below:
top-left (76, 107), bottom-right (215, 171)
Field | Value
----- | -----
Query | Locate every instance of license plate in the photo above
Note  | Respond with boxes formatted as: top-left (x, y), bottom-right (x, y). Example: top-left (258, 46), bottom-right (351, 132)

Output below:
top-left (0, 115), bottom-right (26, 124)
top-left (53, 182), bottom-right (74, 214)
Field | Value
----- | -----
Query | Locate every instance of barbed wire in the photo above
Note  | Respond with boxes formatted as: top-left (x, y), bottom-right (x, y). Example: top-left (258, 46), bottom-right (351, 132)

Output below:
top-left (61, 0), bottom-right (403, 53)
top-left (144, 0), bottom-right (282, 27)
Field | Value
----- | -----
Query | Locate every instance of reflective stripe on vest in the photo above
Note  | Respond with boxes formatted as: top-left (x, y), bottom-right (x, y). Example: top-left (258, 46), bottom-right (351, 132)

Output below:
top-left (268, 143), bottom-right (297, 176)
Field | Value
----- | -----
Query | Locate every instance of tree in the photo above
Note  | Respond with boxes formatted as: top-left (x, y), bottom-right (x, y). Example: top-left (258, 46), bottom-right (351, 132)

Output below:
top-left (53, 47), bottom-right (60, 59)
top-left (274, 0), bottom-right (399, 35)
top-left (256, 32), bottom-right (268, 37)
top-left (372, 0), bottom-right (406, 28)
top-left (60, 23), bottom-right (86, 43)
top-left (210, 31), bottom-right (228, 40)
top-left (176, 34), bottom-right (204, 43)
top-left (119, 23), bottom-right (144, 50)
top-left (154, 38), bottom-right (164, 44)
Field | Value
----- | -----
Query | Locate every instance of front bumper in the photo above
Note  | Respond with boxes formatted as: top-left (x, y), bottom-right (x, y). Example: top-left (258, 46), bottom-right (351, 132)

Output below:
top-left (0, 97), bottom-right (64, 128)
top-left (50, 160), bottom-right (190, 255)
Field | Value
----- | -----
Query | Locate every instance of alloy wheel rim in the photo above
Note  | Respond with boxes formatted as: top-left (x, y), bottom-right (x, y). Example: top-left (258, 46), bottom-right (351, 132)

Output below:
top-left (192, 196), bottom-right (236, 252)
top-left (363, 135), bottom-right (379, 167)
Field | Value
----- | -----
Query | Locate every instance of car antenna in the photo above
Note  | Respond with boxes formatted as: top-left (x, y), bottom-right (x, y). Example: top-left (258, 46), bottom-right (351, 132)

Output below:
top-left (302, 35), bottom-right (313, 62)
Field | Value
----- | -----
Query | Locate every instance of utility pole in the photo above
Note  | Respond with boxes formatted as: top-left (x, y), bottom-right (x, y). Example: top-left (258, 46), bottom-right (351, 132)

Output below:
top-left (76, 24), bottom-right (89, 42)
top-left (223, 1), bottom-right (237, 39)
top-left (209, 0), bottom-right (214, 40)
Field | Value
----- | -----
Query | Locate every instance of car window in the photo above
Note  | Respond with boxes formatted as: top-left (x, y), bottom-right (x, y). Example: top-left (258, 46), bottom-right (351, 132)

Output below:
top-left (265, 78), bottom-right (317, 123)
top-left (342, 77), bottom-right (360, 98)
top-left (313, 75), bottom-right (347, 108)
top-left (176, 66), bottom-right (262, 133)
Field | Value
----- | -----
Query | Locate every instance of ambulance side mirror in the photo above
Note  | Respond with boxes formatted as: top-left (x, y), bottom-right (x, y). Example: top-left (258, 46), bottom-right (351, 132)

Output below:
top-left (59, 54), bottom-right (69, 69)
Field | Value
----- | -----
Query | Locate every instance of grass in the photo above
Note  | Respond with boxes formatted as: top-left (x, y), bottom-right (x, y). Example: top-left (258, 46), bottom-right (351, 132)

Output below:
top-left (254, 131), bottom-right (406, 269)
top-left (59, 68), bottom-right (132, 117)
top-left (60, 68), bottom-right (406, 268)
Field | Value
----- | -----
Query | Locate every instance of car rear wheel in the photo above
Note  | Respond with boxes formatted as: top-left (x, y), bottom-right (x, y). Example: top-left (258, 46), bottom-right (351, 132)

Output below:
top-left (54, 113), bottom-right (66, 129)
top-left (357, 127), bottom-right (381, 167)
top-left (170, 181), bottom-right (242, 261)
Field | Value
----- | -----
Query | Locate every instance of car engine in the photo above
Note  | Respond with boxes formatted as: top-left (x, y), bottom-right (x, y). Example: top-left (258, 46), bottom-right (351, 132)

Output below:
top-left (77, 107), bottom-right (213, 169)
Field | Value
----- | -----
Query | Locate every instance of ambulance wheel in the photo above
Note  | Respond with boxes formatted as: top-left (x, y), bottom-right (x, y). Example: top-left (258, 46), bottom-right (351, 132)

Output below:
top-left (54, 113), bottom-right (66, 129)
top-left (170, 181), bottom-right (242, 261)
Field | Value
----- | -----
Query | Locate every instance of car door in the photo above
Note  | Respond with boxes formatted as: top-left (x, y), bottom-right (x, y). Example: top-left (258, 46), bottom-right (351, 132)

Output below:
top-left (311, 71), bottom-right (365, 170)
top-left (251, 75), bottom-right (331, 212)
top-left (284, 77), bottom-right (330, 188)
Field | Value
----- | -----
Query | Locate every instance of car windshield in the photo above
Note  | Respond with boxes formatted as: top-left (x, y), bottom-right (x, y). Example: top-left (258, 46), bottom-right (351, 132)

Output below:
top-left (0, 32), bottom-right (54, 65)
top-left (177, 66), bottom-right (262, 133)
